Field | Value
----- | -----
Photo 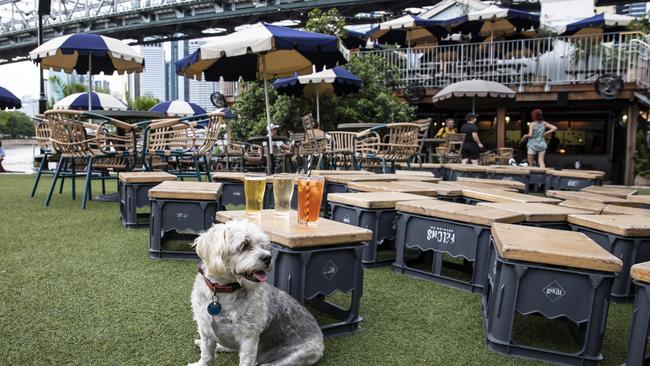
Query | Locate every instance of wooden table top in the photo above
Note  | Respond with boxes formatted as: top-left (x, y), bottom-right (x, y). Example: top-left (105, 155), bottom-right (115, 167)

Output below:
top-left (546, 191), bottom-right (642, 207)
top-left (491, 223), bottom-right (622, 273)
top-left (478, 202), bottom-right (593, 222)
top-left (311, 170), bottom-right (374, 176)
top-left (558, 200), bottom-right (606, 213)
top-left (463, 188), bottom-right (561, 204)
top-left (441, 181), bottom-right (516, 192)
top-left (456, 177), bottom-right (526, 191)
top-left (547, 170), bottom-right (605, 179)
top-left (396, 162), bottom-right (443, 169)
top-left (323, 174), bottom-right (398, 184)
top-left (216, 210), bottom-right (372, 248)
top-left (602, 205), bottom-right (650, 217)
top-left (118, 171), bottom-right (176, 184)
top-left (346, 181), bottom-right (440, 196)
top-left (149, 181), bottom-right (223, 201)
top-left (394, 170), bottom-right (435, 177)
top-left (627, 195), bottom-right (650, 206)
top-left (487, 166), bottom-right (530, 175)
top-left (212, 172), bottom-right (247, 182)
top-left (328, 192), bottom-right (428, 209)
top-left (568, 214), bottom-right (650, 237)
top-left (581, 185), bottom-right (638, 199)
top-left (631, 261), bottom-right (650, 283)
top-left (379, 174), bottom-right (440, 183)
top-left (446, 164), bottom-right (490, 172)
top-left (396, 200), bottom-right (524, 226)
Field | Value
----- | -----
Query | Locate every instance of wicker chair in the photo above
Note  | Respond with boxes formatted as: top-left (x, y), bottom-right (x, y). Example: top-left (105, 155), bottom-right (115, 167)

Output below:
top-left (433, 133), bottom-right (465, 164)
top-left (327, 131), bottom-right (358, 170)
top-left (412, 118), bottom-right (432, 164)
top-left (43, 110), bottom-right (136, 209)
top-left (299, 114), bottom-right (329, 172)
top-left (30, 115), bottom-right (60, 197)
top-left (355, 123), bottom-right (421, 173)
top-left (142, 112), bottom-right (225, 181)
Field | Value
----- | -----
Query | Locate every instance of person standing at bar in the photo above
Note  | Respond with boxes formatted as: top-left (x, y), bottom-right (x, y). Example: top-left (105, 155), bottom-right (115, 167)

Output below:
top-left (461, 113), bottom-right (483, 165)
top-left (435, 118), bottom-right (457, 138)
top-left (521, 109), bottom-right (557, 168)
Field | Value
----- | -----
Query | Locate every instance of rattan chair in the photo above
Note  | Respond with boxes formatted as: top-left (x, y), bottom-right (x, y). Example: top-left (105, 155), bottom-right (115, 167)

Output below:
top-left (43, 110), bottom-right (136, 209)
top-left (299, 114), bottom-right (329, 172)
top-left (412, 118), bottom-right (432, 164)
top-left (30, 115), bottom-right (61, 197)
top-left (355, 123), bottom-right (421, 173)
top-left (433, 133), bottom-right (465, 164)
top-left (327, 131), bottom-right (358, 170)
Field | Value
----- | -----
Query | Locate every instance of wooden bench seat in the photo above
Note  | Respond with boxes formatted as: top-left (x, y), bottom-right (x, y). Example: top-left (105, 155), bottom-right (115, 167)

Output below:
top-left (346, 181), bottom-right (440, 196)
top-left (321, 174), bottom-right (399, 184)
top-left (328, 191), bottom-right (427, 209)
top-left (446, 164), bottom-right (490, 173)
top-left (631, 261), bottom-right (650, 283)
top-left (212, 172), bottom-right (247, 182)
top-left (491, 223), bottom-right (622, 272)
top-left (487, 166), bottom-right (530, 175)
top-left (456, 177), bottom-right (526, 191)
top-left (567, 214), bottom-right (650, 237)
top-left (396, 200), bottom-right (524, 226)
top-left (216, 210), bottom-right (372, 248)
top-left (463, 188), bottom-right (561, 204)
top-left (118, 171), bottom-right (176, 184)
top-left (149, 181), bottom-right (223, 201)
top-left (547, 169), bottom-right (605, 179)
top-left (479, 202), bottom-right (592, 222)
top-left (581, 185), bottom-right (638, 199)
top-left (547, 190), bottom-right (643, 207)
top-left (394, 170), bottom-right (435, 177)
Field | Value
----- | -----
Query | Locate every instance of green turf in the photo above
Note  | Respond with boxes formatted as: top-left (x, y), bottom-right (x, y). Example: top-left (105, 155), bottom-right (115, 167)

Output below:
top-left (0, 175), bottom-right (635, 365)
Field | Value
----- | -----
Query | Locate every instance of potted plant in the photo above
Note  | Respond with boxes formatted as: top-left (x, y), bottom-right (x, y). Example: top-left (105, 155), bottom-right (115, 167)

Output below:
top-left (635, 131), bottom-right (650, 186)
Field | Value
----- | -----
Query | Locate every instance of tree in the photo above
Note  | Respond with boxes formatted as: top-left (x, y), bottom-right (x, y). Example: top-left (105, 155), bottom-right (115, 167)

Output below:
top-left (129, 96), bottom-right (159, 111)
top-left (0, 111), bottom-right (34, 138)
top-left (305, 8), bottom-right (347, 37)
top-left (636, 131), bottom-right (650, 178)
top-left (62, 83), bottom-right (87, 96)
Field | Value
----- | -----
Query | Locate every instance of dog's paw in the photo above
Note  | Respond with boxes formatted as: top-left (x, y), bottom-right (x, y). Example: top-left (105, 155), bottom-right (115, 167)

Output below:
top-left (194, 339), bottom-right (201, 348)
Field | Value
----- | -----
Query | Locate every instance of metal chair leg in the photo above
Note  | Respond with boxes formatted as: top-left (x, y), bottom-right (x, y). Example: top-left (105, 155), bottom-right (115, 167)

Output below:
top-left (381, 159), bottom-right (387, 174)
top-left (45, 156), bottom-right (65, 207)
top-left (71, 158), bottom-right (76, 201)
top-left (203, 155), bottom-right (212, 182)
top-left (101, 170), bottom-right (107, 195)
top-left (193, 157), bottom-right (202, 182)
top-left (59, 158), bottom-right (67, 194)
top-left (30, 152), bottom-right (48, 197)
top-left (82, 157), bottom-right (94, 209)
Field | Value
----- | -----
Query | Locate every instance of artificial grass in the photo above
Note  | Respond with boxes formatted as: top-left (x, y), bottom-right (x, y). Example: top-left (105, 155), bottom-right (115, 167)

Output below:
top-left (0, 174), bottom-right (635, 365)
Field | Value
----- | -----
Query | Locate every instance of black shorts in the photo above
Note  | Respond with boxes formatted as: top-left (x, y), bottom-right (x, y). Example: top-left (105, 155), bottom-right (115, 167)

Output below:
top-left (461, 143), bottom-right (480, 160)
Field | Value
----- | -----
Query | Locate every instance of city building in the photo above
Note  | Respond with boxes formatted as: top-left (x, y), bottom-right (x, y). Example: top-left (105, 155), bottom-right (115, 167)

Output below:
top-left (616, 2), bottom-right (648, 17)
top-left (187, 39), bottom-right (219, 111)
top-left (165, 40), bottom-right (189, 101)
top-left (137, 43), bottom-right (166, 101)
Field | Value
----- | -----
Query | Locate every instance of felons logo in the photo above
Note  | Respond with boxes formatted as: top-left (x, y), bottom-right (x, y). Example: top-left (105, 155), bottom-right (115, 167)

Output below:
top-left (567, 180), bottom-right (579, 187)
top-left (176, 212), bottom-right (189, 220)
top-left (543, 281), bottom-right (566, 302)
top-left (343, 214), bottom-right (351, 224)
top-left (321, 260), bottom-right (339, 280)
top-left (233, 191), bottom-right (241, 197)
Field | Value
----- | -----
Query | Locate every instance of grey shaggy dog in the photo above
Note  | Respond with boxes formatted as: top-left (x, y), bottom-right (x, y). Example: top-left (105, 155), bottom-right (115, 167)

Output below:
top-left (189, 220), bottom-right (324, 366)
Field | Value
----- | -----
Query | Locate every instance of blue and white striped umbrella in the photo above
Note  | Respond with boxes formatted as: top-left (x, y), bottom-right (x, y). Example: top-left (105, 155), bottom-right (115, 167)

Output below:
top-left (29, 33), bottom-right (143, 110)
top-left (561, 13), bottom-right (633, 36)
top-left (449, 5), bottom-right (540, 40)
top-left (0, 86), bottom-right (21, 110)
top-left (149, 100), bottom-right (206, 117)
top-left (54, 92), bottom-right (128, 111)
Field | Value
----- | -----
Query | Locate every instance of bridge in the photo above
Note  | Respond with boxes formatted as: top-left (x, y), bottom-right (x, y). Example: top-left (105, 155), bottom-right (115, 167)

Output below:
top-left (0, 0), bottom-right (435, 65)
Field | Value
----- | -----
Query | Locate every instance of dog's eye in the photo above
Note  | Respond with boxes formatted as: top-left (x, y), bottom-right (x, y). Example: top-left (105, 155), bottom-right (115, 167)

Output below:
top-left (240, 239), bottom-right (251, 251)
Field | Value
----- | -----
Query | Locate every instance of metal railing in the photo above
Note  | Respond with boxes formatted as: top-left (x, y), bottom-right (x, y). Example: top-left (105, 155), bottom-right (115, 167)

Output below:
top-left (355, 31), bottom-right (650, 89)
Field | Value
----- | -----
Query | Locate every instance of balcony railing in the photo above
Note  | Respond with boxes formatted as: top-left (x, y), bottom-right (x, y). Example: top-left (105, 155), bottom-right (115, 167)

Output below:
top-left (355, 31), bottom-right (650, 90)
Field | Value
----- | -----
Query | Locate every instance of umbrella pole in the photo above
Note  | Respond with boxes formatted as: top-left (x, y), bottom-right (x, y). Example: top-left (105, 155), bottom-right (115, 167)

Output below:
top-left (316, 83), bottom-right (320, 124)
top-left (472, 96), bottom-right (475, 114)
top-left (262, 55), bottom-right (273, 175)
top-left (88, 53), bottom-right (93, 110)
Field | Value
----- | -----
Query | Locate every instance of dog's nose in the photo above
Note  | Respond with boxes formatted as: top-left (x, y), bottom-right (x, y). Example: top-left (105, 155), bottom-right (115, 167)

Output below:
top-left (260, 254), bottom-right (272, 265)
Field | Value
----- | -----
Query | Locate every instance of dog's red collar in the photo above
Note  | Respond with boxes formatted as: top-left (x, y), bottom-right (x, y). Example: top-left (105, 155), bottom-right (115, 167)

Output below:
top-left (197, 263), bottom-right (241, 293)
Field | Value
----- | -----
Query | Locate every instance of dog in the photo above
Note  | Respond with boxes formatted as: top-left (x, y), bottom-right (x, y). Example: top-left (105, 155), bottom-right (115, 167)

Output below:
top-left (189, 220), bottom-right (324, 366)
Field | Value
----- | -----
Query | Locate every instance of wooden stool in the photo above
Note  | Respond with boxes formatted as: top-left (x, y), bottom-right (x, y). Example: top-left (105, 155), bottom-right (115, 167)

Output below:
top-left (117, 172), bottom-right (176, 228)
top-left (217, 210), bottom-right (372, 338)
top-left (485, 223), bottom-right (622, 365)
top-left (446, 164), bottom-right (489, 181)
top-left (394, 200), bottom-right (523, 292)
top-left (148, 181), bottom-right (222, 259)
top-left (487, 166), bottom-right (530, 192)
top-left (626, 262), bottom-right (650, 366)
top-left (581, 185), bottom-right (638, 198)
top-left (320, 174), bottom-right (396, 215)
top-left (462, 188), bottom-right (561, 206)
top-left (547, 190), bottom-right (643, 207)
top-left (545, 170), bottom-right (604, 191)
top-left (328, 192), bottom-right (426, 267)
top-left (528, 167), bottom-right (552, 192)
top-left (569, 214), bottom-right (650, 299)
top-left (479, 202), bottom-right (592, 230)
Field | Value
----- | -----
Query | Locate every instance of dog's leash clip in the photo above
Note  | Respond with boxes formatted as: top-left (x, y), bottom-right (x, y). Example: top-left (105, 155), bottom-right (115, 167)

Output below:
top-left (207, 293), bottom-right (222, 316)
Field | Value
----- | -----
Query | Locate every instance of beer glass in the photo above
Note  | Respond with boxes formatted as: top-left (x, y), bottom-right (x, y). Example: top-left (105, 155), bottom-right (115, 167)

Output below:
top-left (273, 174), bottom-right (294, 217)
top-left (244, 173), bottom-right (266, 217)
top-left (297, 175), bottom-right (324, 226)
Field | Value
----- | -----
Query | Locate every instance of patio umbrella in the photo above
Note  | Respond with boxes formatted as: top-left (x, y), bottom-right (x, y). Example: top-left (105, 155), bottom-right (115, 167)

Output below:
top-left (29, 33), bottom-right (144, 110)
top-left (371, 15), bottom-right (457, 47)
top-left (0, 86), bottom-right (21, 110)
top-left (53, 92), bottom-right (128, 111)
top-left (343, 24), bottom-right (379, 49)
top-left (272, 66), bottom-right (362, 123)
top-left (431, 79), bottom-right (515, 113)
top-left (176, 22), bottom-right (349, 173)
top-left (149, 100), bottom-right (206, 117)
top-left (450, 5), bottom-right (540, 42)
top-left (561, 13), bottom-right (634, 36)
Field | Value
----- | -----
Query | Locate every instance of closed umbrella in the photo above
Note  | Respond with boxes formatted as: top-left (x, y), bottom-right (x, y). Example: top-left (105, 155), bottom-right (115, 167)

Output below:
top-left (29, 33), bottom-right (144, 110)
top-left (149, 100), bottom-right (206, 117)
top-left (176, 22), bottom-right (349, 173)
top-left (432, 79), bottom-right (515, 113)
top-left (0, 86), bottom-right (21, 110)
top-left (272, 66), bottom-right (362, 123)
top-left (54, 92), bottom-right (128, 111)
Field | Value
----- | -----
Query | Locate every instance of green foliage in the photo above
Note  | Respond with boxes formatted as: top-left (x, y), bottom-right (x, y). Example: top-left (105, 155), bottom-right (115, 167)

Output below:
top-left (636, 131), bottom-right (650, 178)
top-left (305, 8), bottom-right (347, 37)
top-left (0, 111), bottom-right (34, 138)
top-left (128, 96), bottom-right (160, 111)
top-left (229, 54), bottom-right (416, 140)
top-left (628, 16), bottom-right (650, 33)
top-left (62, 83), bottom-right (87, 96)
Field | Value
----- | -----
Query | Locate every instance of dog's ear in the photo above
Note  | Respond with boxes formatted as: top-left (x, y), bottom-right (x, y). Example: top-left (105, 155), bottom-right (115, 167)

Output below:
top-left (193, 223), bottom-right (227, 261)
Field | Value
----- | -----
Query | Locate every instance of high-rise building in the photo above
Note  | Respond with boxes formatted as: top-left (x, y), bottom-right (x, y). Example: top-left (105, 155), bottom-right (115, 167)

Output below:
top-left (165, 40), bottom-right (188, 101)
top-left (616, 2), bottom-right (648, 17)
top-left (187, 39), bottom-right (219, 111)
top-left (137, 43), bottom-right (166, 101)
